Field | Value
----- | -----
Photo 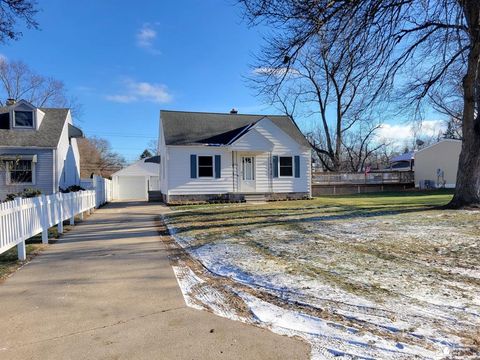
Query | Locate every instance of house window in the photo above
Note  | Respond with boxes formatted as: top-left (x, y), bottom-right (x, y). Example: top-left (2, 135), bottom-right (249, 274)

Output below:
top-left (279, 156), bottom-right (293, 177)
top-left (7, 160), bottom-right (34, 184)
top-left (14, 111), bottom-right (34, 128)
top-left (198, 156), bottom-right (213, 177)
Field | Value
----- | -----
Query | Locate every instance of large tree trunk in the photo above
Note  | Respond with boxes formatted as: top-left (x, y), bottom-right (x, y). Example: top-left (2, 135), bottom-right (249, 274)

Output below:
top-left (448, 4), bottom-right (480, 208)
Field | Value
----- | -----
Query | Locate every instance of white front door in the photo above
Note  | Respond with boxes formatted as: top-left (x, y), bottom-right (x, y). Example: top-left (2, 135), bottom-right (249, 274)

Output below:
top-left (241, 156), bottom-right (256, 192)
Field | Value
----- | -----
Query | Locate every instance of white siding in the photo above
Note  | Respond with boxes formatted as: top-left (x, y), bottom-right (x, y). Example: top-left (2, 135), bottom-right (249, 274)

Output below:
top-left (414, 140), bottom-right (461, 188)
top-left (0, 148), bottom-right (55, 200)
top-left (254, 119), bottom-right (310, 194)
top-left (167, 146), bottom-right (233, 195)
top-left (230, 129), bottom-right (274, 152)
top-left (158, 116), bottom-right (168, 194)
top-left (57, 111), bottom-right (81, 190)
top-left (160, 116), bottom-right (311, 196)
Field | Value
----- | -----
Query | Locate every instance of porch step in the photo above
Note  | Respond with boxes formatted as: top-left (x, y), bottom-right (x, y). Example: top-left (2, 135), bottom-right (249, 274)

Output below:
top-left (148, 191), bottom-right (163, 202)
top-left (243, 193), bottom-right (267, 203)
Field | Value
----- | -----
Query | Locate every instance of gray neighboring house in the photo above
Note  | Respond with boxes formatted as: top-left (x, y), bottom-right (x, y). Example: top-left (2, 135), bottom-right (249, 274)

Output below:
top-left (0, 99), bottom-right (83, 200)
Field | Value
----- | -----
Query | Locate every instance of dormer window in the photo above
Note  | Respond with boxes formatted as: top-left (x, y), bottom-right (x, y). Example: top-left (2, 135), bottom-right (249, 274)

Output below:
top-left (14, 110), bottom-right (34, 128)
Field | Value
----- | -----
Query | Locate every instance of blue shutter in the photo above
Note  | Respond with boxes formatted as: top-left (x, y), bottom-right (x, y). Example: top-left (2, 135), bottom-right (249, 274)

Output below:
top-left (190, 155), bottom-right (197, 178)
top-left (294, 156), bottom-right (300, 178)
top-left (215, 155), bottom-right (221, 178)
top-left (272, 156), bottom-right (278, 178)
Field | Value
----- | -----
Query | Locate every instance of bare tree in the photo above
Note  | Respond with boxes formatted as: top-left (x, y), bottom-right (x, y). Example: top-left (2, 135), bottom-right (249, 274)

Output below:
top-left (77, 137), bottom-right (126, 178)
top-left (342, 121), bottom-right (385, 172)
top-left (252, 42), bottom-right (384, 172)
top-left (429, 73), bottom-right (464, 140)
top-left (239, 0), bottom-right (480, 208)
top-left (0, 0), bottom-right (38, 43)
top-left (147, 139), bottom-right (158, 155)
top-left (0, 59), bottom-right (82, 117)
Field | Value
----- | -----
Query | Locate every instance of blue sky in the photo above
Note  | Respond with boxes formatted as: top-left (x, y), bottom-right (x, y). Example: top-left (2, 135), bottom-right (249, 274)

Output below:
top-left (2, 0), bottom-right (445, 162)
top-left (2, 0), bottom-right (277, 162)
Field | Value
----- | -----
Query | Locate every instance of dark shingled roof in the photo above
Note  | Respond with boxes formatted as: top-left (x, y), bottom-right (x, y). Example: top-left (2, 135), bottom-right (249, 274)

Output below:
top-left (160, 110), bottom-right (311, 147)
top-left (0, 107), bottom-right (70, 148)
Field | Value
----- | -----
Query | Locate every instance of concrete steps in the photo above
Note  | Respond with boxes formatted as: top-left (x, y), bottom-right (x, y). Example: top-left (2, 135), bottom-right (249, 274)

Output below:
top-left (243, 193), bottom-right (267, 203)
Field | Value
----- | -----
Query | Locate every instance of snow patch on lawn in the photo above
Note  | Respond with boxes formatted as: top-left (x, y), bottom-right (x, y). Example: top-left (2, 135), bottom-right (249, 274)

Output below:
top-left (172, 263), bottom-right (245, 322)
top-left (163, 211), bottom-right (480, 359)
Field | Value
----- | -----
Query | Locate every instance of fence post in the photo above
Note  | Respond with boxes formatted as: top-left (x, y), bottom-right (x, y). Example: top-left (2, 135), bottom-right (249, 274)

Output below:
top-left (40, 194), bottom-right (49, 244)
top-left (15, 197), bottom-right (26, 261)
top-left (57, 193), bottom-right (64, 234)
top-left (93, 176), bottom-right (99, 208)
top-left (79, 192), bottom-right (84, 220)
top-left (69, 193), bottom-right (75, 225)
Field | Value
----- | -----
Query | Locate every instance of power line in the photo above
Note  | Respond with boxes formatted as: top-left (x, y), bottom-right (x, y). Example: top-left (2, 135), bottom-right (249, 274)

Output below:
top-left (84, 131), bottom-right (157, 139)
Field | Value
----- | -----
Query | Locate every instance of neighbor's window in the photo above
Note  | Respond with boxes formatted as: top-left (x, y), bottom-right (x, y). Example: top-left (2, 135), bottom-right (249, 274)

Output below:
top-left (279, 156), bottom-right (293, 177)
top-left (198, 156), bottom-right (213, 177)
top-left (8, 160), bottom-right (33, 184)
top-left (14, 111), bottom-right (34, 128)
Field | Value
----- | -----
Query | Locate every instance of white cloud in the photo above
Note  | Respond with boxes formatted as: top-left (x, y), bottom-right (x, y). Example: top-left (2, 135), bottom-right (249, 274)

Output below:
top-left (136, 23), bottom-right (160, 54)
top-left (105, 79), bottom-right (172, 104)
top-left (377, 120), bottom-right (445, 145)
top-left (377, 123), bottom-right (413, 141)
top-left (105, 94), bottom-right (137, 103)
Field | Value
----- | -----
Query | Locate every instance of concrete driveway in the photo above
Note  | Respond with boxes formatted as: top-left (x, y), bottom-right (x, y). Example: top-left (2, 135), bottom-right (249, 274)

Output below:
top-left (0, 202), bottom-right (309, 360)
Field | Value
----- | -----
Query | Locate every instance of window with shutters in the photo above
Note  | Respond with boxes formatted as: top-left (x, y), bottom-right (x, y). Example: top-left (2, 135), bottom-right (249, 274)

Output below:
top-left (279, 156), bottom-right (293, 177)
top-left (198, 156), bottom-right (214, 177)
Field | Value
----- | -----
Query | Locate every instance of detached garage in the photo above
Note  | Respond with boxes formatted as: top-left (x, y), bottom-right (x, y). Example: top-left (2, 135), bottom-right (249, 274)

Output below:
top-left (112, 156), bottom-right (160, 200)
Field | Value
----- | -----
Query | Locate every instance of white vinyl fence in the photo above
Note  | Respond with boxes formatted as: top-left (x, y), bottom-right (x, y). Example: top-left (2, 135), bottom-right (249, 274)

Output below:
top-left (0, 190), bottom-right (102, 261)
top-left (80, 176), bottom-right (113, 208)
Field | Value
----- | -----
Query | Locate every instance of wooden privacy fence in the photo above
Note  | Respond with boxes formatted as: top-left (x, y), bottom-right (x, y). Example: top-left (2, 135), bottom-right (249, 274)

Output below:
top-left (0, 191), bottom-right (96, 261)
top-left (312, 171), bottom-right (414, 185)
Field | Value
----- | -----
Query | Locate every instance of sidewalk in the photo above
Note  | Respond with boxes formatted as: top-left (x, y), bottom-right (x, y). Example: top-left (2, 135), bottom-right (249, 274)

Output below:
top-left (0, 202), bottom-right (309, 359)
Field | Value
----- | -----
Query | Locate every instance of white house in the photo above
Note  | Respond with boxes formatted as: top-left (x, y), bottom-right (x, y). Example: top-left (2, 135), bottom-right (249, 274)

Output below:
top-left (112, 156), bottom-right (160, 200)
top-left (157, 110), bottom-right (312, 203)
top-left (414, 139), bottom-right (461, 188)
top-left (0, 99), bottom-right (82, 201)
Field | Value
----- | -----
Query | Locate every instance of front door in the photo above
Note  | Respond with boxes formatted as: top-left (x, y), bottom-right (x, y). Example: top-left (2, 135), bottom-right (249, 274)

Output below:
top-left (241, 156), bottom-right (256, 192)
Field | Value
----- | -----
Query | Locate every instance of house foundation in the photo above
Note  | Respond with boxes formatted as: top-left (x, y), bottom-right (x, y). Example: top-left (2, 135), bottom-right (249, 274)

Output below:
top-left (161, 192), bottom-right (310, 205)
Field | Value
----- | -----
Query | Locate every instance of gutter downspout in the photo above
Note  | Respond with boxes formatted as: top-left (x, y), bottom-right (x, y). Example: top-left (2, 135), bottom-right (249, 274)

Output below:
top-left (53, 149), bottom-right (58, 193)
top-left (231, 151), bottom-right (235, 193)
top-left (269, 152), bottom-right (273, 193)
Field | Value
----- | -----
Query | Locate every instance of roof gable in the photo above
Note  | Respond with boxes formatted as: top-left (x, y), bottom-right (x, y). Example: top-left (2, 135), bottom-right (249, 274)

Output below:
top-left (112, 157), bottom-right (160, 177)
top-left (12, 99), bottom-right (37, 111)
top-left (415, 139), bottom-right (462, 154)
top-left (0, 107), bottom-right (70, 148)
top-left (160, 110), bottom-right (311, 148)
top-left (230, 128), bottom-right (275, 151)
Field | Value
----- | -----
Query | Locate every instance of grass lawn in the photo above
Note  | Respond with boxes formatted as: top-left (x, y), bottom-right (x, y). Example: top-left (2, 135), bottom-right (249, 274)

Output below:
top-left (165, 190), bottom-right (480, 359)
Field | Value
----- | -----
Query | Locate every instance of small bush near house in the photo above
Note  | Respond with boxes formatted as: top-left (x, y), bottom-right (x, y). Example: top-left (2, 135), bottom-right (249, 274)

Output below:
top-left (4, 188), bottom-right (42, 202)
top-left (60, 185), bottom-right (85, 193)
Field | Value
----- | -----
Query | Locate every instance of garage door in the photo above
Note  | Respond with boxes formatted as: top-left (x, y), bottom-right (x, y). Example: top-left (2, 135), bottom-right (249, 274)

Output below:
top-left (116, 176), bottom-right (147, 200)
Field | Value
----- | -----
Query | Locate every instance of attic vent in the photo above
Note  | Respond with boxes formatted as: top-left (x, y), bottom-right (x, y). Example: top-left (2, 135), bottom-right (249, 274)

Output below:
top-left (230, 108), bottom-right (238, 114)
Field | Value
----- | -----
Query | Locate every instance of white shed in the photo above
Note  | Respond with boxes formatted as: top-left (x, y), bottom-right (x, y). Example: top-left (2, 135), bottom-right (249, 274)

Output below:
top-left (112, 157), bottom-right (160, 200)
top-left (414, 139), bottom-right (461, 188)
